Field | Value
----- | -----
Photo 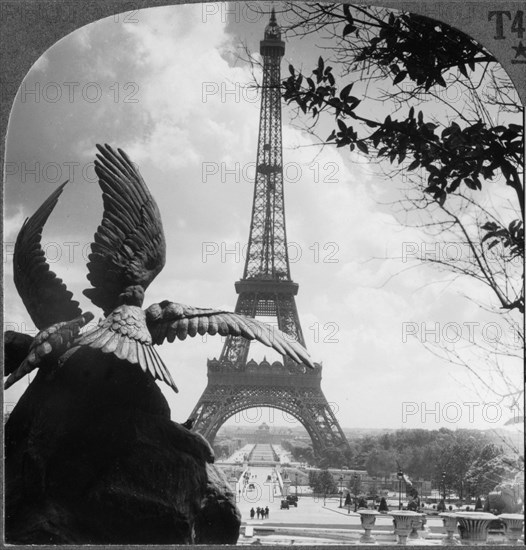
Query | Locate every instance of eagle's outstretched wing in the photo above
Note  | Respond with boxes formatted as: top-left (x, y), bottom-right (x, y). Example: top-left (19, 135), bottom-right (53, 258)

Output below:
top-left (145, 301), bottom-right (315, 369)
top-left (84, 144), bottom-right (166, 315)
top-left (4, 312), bottom-right (94, 389)
top-left (13, 181), bottom-right (83, 330)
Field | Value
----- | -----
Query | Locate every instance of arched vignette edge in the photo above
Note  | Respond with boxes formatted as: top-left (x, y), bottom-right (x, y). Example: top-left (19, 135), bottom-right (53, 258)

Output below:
top-left (1, 0), bottom-right (524, 546)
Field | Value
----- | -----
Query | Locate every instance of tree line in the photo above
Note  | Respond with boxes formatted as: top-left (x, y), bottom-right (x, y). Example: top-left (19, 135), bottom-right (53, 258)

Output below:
top-left (282, 427), bottom-right (522, 498)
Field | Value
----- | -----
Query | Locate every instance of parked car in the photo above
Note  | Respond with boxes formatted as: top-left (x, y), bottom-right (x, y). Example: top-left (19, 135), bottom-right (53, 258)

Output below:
top-left (286, 495), bottom-right (298, 507)
top-left (280, 500), bottom-right (290, 509)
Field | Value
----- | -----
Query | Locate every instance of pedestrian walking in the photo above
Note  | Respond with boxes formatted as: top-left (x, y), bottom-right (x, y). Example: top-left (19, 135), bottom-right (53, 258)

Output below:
top-left (256, 507), bottom-right (261, 519)
top-left (264, 506), bottom-right (269, 519)
top-left (250, 508), bottom-right (255, 519)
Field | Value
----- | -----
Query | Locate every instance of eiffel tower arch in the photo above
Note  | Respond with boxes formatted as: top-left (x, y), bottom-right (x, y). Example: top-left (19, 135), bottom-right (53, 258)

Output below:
top-left (192, 359), bottom-right (349, 456)
top-left (190, 11), bottom-right (350, 457)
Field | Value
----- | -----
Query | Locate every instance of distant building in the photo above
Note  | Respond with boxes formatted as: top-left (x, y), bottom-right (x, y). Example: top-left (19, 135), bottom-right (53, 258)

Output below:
top-left (217, 423), bottom-right (298, 445)
top-left (256, 422), bottom-right (271, 443)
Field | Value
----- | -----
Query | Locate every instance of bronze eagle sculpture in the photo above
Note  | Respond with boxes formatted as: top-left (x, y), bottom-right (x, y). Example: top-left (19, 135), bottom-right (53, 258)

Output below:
top-left (4, 144), bottom-right (314, 391)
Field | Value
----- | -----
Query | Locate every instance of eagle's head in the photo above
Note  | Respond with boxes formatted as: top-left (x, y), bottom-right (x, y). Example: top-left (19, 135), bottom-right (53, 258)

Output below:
top-left (118, 285), bottom-right (145, 307)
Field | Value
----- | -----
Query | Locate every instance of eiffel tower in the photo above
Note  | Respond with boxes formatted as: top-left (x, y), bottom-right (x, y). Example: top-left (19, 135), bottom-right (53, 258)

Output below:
top-left (190, 10), bottom-right (349, 456)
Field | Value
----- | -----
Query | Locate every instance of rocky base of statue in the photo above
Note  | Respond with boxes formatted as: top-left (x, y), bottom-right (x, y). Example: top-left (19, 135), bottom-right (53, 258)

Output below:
top-left (195, 463), bottom-right (242, 544)
top-left (5, 347), bottom-right (241, 544)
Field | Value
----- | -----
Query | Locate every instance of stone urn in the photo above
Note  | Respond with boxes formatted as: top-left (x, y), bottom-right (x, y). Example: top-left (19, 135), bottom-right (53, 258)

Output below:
top-left (358, 510), bottom-right (380, 543)
top-left (420, 514), bottom-right (430, 534)
top-left (408, 513), bottom-right (425, 539)
top-left (439, 513), bottom-right (459, 545)
top-left (391, 510), bottom-right (421, 545)
top-left (455, 512), bottom-right (496, 545)
top-left (499, 513), bottom-right (524, 544)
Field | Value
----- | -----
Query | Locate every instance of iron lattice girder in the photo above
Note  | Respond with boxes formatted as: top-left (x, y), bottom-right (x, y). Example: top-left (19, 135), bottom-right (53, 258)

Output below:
top-left (244, 52), bottom-right (289, 280)
top-left (219, 283), bottom-right (306, 367)
top-left (190, 379), bottom-right (349, 455)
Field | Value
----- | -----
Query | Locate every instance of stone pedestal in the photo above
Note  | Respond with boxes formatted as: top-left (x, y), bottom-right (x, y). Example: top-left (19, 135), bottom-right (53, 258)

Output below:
top-left (359, 510), bottom-right (379, 543)
top-left (391, 511), bottom-right (421, 545)
top-left (195, 464), bottom-right (241, 544)
top-left (5, 348), bottom-right (240, 544)
top-left (440, 513), bottom-right (460, 545)
top-left (499, 513), bottom-right (524, 544)
top-left (455, 512), bottom-right (496, 545)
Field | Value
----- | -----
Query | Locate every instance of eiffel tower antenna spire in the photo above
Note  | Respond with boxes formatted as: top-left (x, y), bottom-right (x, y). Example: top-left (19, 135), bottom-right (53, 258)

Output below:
top-left (190, 12), bottom-right (350, 455)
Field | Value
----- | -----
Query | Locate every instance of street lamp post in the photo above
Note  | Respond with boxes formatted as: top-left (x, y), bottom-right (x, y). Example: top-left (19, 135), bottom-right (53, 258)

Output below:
top-left (339, 474), bottom-right (344, 508)
top-left (442, 471), bottom-right (446, 505)
top-left (295, 472), bottom-right (299, 499)
top-left (397, 470), bottom-right (404, 510)
top-left (354, 474), bottom-right (359, 512)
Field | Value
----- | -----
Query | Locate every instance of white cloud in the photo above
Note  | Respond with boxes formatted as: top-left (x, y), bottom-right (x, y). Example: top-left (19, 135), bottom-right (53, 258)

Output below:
top-left (3, 207), bottom-right (26, 241)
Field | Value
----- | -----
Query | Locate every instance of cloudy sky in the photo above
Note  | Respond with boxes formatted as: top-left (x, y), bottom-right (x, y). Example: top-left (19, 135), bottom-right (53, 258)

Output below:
top-left (4, 2), bottom-right (523, 433)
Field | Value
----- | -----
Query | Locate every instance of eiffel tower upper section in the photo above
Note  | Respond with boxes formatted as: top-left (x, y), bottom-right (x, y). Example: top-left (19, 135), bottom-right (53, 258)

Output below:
top-left (217, 9), bottom-right (307, 370)
top-left (243, 8), bottom-right (290, 284)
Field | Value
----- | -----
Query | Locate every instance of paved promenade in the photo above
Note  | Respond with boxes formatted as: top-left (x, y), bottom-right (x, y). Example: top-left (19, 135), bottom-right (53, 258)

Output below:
top-left (232, 466), bottom-right (447, 545)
